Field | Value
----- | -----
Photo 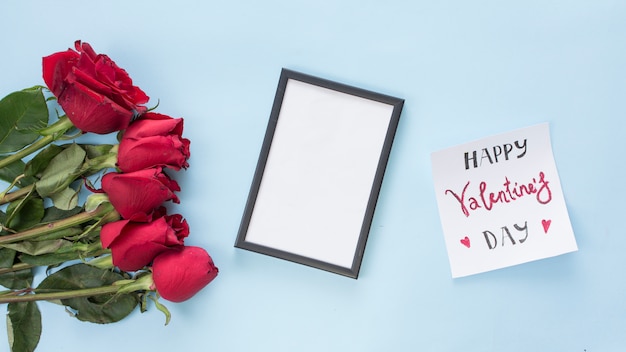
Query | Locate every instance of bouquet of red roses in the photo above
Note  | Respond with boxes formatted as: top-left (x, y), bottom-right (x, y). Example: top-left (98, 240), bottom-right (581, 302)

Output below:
top-left (0, 41), bottom-right (218, 352)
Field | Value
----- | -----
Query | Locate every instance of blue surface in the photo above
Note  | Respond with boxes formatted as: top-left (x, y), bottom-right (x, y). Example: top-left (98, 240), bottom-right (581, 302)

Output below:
top-left (1, 1), bottom-right (625, 351)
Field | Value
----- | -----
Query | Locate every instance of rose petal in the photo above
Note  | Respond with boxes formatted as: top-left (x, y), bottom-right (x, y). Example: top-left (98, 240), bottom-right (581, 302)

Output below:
top-left (152, 246), bottom-right (218, 302)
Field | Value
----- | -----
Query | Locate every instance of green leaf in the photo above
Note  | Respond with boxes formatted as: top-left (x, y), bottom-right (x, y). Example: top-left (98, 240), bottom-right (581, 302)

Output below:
top-left (0, 248), bottom-right (16, 268)
top-left (0, 160), bottom-right (24, 183)
top-left (0, 210), bottom-right (5, 232)
top-left (84, 194), bottom-right (110, 212)
top-left (35, 144), bottom-right (86, 198)
top-left (38, 264), bottom-right (138, 324)
top-left (40, 206), bottom-right (82, 223)
top-left (0, 88), bottom-right (48, 154)
top-left (2, 239), bottom-right (73, 256)
top-left (81, 144), bottom-right (116, 159)
top-left (19, 249), bottom-right (89, 267)
top-left (0, 160), bottom-right (36, 188)
top-left (148, 294), bottom-right (171, 325)
top-left (81, 144), bottom-right (118, 175)
top-left (23, 144), bottom-right (63, 179)
top-left (7, 301), bottom-right (42, 352)
top-left (0, 268), bottom-right (33, 290)
top-left (49, 186), bottom-right (79, 210)
top-left (5, 197), bottom-right (44, 232)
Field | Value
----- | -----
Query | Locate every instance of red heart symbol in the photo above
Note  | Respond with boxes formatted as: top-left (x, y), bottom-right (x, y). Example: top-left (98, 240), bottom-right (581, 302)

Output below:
top-left (542, 219), bottom-right (551, 233)
top-left (460, 236), bottom-right (470, 248)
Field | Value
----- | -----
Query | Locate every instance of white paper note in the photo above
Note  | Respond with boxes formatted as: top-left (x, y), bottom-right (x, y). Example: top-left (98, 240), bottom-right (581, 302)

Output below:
top-left (431, 123), bottom-right (577, 278)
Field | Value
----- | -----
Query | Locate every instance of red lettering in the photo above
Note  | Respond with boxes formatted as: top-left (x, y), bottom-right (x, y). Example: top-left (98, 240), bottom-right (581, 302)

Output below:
top-left (444, 171), bottom-right (553, 217)
top-left (444, 181), bottom-right (471, 217)
top-left (536, 172), bottom-right (552, 204)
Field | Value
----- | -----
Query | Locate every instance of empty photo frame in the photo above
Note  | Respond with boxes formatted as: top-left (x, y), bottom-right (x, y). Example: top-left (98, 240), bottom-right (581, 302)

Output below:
top-left (235, 69), bottom-right (404, 278)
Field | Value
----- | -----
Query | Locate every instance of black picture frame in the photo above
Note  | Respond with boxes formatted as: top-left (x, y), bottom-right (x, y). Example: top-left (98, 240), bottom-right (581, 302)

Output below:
top-left (235, 69), bottom-right (404, 278)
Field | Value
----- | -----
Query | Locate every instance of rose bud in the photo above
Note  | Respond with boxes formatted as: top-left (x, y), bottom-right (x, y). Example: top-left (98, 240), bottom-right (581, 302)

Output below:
top-left (42, 40), bottom-right (149, 134)
top-left (100, 208), bottom-right (189, 271)
top-left (151, 246), bottom-right (218, 302)
top-left (101, 167), bottom-right (180, 221)
top-left (117, 112), bottom-right (191, 173)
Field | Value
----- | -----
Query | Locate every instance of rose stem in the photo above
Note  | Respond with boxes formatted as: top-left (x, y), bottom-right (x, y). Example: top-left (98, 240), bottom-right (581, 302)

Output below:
top-left (0, 284), bottom-right (122, 304)
top-left (0, 203), bottom-right (118, 245)
top-left (0, 116), bottom-right (75, 170)
top-left (0, 263), bottom-right (35, 275)
top-left (0, 274), bottom-right (154, 304)
top-left (0, 184), bottom-right (33, 205)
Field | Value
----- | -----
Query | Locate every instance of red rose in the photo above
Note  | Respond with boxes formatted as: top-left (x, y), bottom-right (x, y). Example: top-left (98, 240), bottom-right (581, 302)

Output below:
top-left (100, 208), bottom-right (189, 271)
top-left (42, 40), bottom-right (149, 134)
top-left (101, 167), bottom-right (180, 221)
top-left (151, 246), bottom-right (218, 302)
top-left (117, 112), bottom-right (191, 172)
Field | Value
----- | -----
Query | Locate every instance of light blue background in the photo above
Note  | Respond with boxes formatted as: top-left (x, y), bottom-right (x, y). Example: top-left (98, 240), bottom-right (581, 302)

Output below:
top-left (1, 1), bottom-right (625, 351)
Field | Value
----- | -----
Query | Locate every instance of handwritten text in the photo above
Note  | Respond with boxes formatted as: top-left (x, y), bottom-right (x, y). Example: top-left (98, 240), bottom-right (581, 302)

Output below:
top-left (444, 171), bottom-right (552, 217)
top-left (464, 139), bottom-right (527, 169)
